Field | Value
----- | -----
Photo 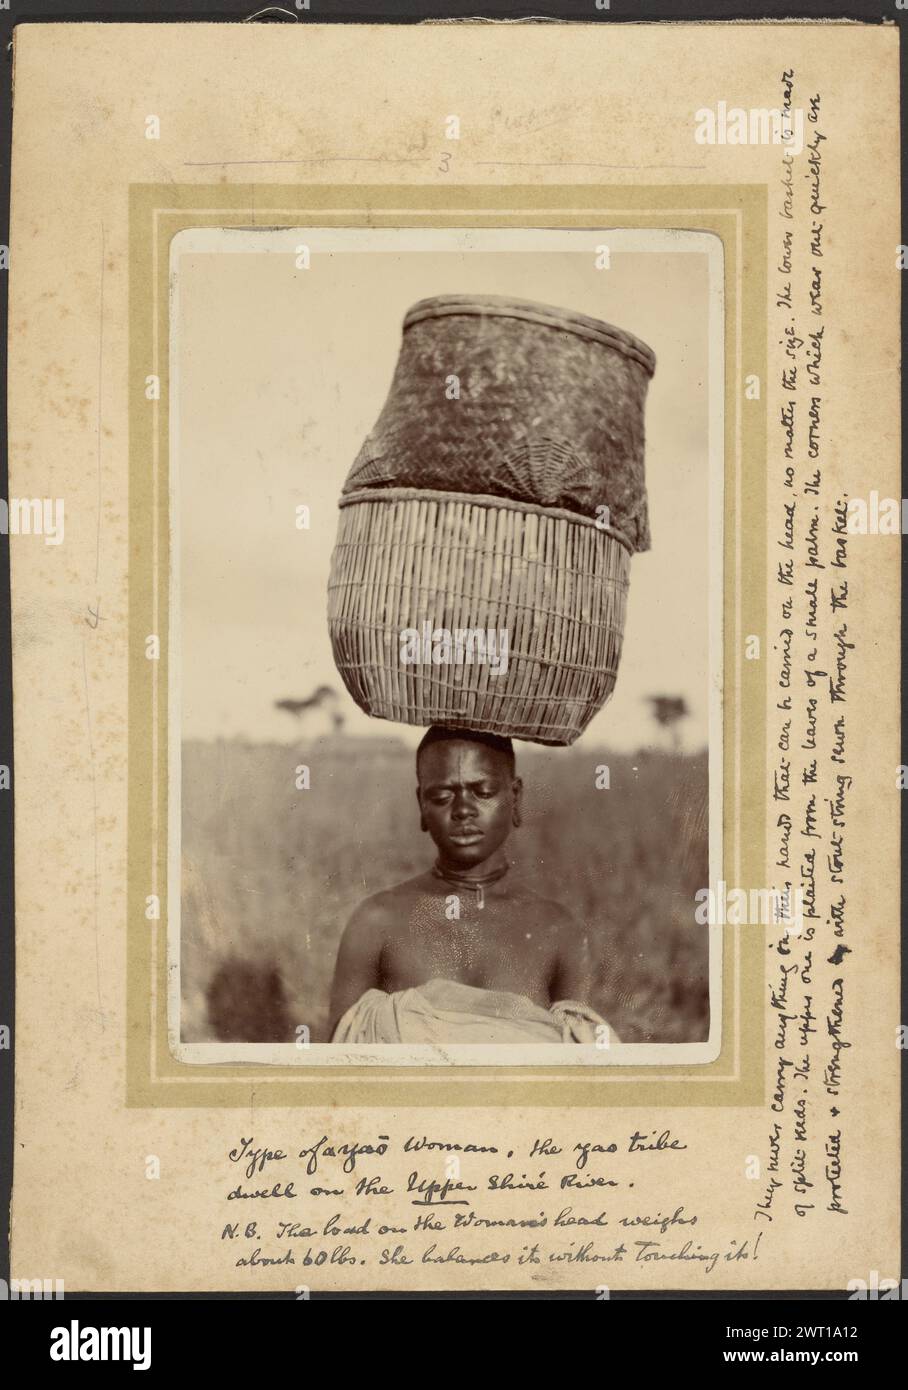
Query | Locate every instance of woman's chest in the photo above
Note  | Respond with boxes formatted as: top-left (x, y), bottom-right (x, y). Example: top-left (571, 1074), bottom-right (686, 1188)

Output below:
top-left (381, 909), bottom-right (553, 1002)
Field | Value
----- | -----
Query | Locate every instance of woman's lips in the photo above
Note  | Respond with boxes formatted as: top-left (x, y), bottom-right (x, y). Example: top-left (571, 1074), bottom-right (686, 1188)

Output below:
top-left (449, 829), bottom-right (483, 843)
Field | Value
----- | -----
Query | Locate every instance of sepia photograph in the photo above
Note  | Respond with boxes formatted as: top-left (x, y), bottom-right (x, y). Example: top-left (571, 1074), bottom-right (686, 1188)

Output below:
top-left (8, 11), bottom-right (901, 1314)
top-left (168, 227), bottom-right (722, 1064)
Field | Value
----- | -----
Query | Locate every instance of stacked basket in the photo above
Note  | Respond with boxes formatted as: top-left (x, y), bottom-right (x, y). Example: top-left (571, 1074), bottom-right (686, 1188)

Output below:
top-left (327, 295), bottom-right (656, 746)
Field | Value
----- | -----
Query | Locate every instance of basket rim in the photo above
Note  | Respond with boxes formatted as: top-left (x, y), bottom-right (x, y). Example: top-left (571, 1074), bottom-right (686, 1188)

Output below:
top-left (402, 294), bottom-right (656, 375)
top-left (336, 486), bottom-right (635, 554)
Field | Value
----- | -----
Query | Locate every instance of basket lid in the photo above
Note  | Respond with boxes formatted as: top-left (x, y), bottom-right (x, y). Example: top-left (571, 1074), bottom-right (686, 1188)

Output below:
top-left (402, 294), bottom-right (656, 376)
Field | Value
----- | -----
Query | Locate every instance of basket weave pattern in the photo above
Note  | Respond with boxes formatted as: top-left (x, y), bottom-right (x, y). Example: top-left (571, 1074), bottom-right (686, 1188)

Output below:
top-left (328, 488), bottom-right (631, 746)
top-left (342, 295), bottom-right (655, 553)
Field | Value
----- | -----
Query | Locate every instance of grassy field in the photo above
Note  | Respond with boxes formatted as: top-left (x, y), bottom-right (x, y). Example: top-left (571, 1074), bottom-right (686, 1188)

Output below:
top-left (181, 736), bottom-right (709, 1045)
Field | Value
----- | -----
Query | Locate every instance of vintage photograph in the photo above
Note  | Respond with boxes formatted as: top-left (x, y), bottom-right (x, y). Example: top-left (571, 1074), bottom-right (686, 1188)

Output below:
top-left (169, 228), bottom-right (722, 1063)
top-left (7, 10), bottom-right (901, 1314)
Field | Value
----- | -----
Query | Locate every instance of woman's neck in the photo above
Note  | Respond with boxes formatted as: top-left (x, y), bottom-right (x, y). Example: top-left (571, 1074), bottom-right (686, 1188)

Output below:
top-left (432, 851), bottom-right (511, 890)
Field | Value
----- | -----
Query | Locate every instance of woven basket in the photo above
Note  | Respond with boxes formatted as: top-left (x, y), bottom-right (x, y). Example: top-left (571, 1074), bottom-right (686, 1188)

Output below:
top-left (343, 294), bottom-right (656, 552)
top-left (327, 487), bottom-right (631, 746)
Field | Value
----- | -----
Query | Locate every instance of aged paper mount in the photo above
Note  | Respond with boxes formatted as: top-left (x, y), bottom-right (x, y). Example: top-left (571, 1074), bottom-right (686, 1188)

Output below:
top-left (8, 22), bottom-right (900, 1292)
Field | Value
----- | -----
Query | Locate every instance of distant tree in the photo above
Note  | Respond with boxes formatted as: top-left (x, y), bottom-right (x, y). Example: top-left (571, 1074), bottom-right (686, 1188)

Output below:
top-left (275, 685), bottom-right (345, 733)
top-left (646, 695), bottom-right (689, 752)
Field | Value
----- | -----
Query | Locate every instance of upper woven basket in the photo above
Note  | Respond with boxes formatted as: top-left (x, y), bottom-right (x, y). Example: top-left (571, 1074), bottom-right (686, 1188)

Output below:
top-left (342, 293), bottom-right (656, 551)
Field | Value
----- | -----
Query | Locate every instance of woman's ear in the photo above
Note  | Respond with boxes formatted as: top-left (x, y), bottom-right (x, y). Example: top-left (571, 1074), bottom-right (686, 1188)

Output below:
top-left (416, 785), bottom-right (428, 833)
top-left (512, 776), bottom-right (524, 828)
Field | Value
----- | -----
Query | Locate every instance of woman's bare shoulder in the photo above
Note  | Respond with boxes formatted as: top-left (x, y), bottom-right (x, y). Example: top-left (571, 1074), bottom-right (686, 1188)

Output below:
top-left (346, 871), bottom-right (436, 927)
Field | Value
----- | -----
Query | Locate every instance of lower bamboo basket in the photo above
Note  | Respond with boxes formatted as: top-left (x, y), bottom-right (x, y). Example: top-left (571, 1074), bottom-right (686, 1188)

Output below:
top-left (327, 487), bottom-right (632, 746)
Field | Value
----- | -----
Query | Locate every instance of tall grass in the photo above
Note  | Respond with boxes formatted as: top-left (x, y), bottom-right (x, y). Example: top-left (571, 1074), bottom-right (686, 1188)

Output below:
top-left (181, 737), bottom-right (709, 1045)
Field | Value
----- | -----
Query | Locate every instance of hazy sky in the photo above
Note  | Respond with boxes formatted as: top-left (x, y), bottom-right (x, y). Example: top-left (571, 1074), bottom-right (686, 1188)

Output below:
top-left (173, 229), bottom-right (716, 752)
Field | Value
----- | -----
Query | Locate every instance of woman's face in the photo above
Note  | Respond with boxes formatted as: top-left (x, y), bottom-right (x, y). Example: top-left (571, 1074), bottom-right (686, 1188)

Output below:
top-left (417, 740), bottom-right (521, 869)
